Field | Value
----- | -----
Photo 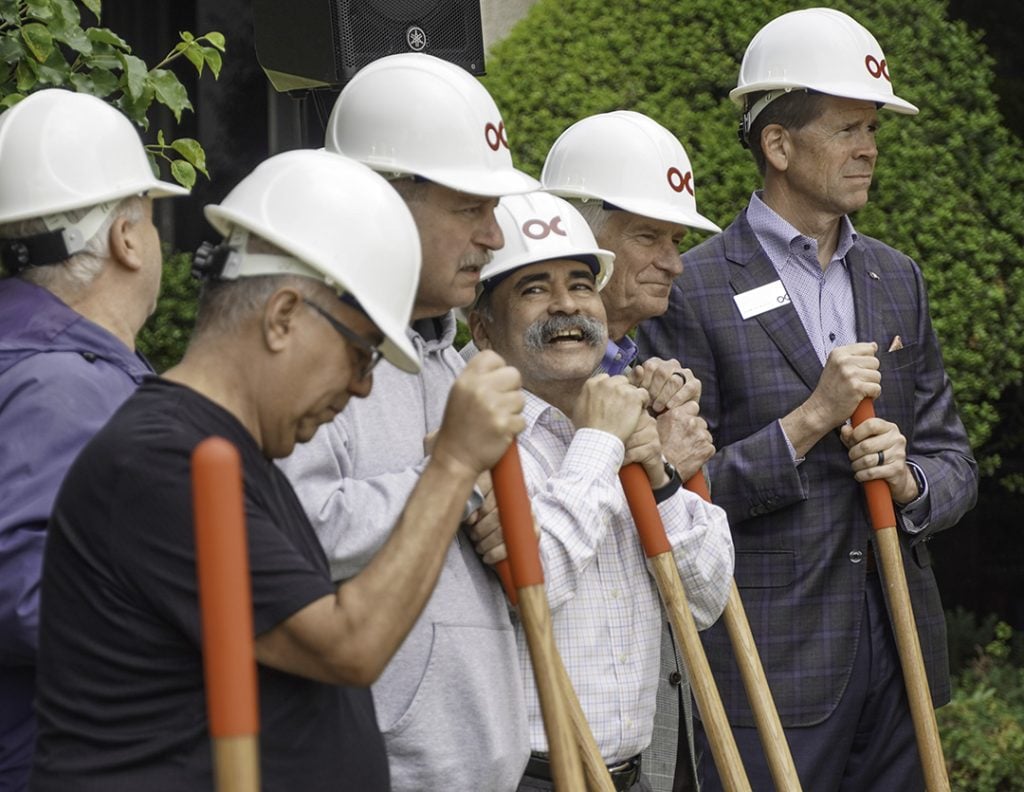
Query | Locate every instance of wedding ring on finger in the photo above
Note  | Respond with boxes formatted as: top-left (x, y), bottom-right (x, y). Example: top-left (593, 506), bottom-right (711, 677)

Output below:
top-left (877, 450), bottom-right (885, 467)
top-left (672, 370), bottom-right (687, 385)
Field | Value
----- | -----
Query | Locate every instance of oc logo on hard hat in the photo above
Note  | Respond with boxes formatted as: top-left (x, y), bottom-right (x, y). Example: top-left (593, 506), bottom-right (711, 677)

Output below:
top-left (864, 55), bottom-right (890, 82)
top-left (522, 216), bottom-right (566, 240)
top-left (485, 121), bottom-right (510, 152)
top-left (666, 167), bottom-right (694, 197)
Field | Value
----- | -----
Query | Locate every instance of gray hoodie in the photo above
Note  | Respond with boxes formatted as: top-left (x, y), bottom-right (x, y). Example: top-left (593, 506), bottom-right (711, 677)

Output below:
top-left (278, 312), bottom-right (529, 792)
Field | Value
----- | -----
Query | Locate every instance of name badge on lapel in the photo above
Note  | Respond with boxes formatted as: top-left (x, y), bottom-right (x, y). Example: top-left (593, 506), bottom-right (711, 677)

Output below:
top-left (733, 279), bottom-right (791, 320)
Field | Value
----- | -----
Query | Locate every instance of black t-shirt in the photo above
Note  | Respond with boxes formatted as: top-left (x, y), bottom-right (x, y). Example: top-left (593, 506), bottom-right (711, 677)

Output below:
top-left (32, 378), bottom-right (389, 791)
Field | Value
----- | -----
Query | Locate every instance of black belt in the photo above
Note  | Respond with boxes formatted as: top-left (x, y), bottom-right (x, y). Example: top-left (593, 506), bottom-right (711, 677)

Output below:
top-left (525, 752), bottom-right (642, 791)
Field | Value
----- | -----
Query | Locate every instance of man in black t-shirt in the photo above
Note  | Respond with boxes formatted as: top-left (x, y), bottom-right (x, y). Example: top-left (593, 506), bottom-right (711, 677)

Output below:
top-left (32, 151), bottom-right (526, 791)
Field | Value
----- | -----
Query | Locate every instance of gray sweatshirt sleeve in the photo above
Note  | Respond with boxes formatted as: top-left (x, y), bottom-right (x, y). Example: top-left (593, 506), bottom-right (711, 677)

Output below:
top-left (277, 416), bottom-right (428, 582)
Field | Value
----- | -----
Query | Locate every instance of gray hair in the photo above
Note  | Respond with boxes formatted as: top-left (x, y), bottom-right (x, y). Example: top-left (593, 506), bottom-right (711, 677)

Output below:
top-left (0, 195), bottom-right (147, 294)
top-left (386, 175), bottom-right (430, 205)
top-left (191, 233), bottom-right (322, 340)
top-left (565, 198), bottom-right (613, 239)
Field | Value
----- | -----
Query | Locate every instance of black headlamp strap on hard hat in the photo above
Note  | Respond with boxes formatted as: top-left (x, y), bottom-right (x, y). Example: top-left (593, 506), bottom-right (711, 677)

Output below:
top-left (0, 229), bottom-right (73, 273)
top-left (191, 240), bottom-right (238, 282)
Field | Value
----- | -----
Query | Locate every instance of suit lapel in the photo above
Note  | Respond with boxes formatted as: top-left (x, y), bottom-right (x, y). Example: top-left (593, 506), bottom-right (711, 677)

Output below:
top-left (846, 245), bottom-right (878, 343)
top-left (725, 219), bottom-right (824, 392)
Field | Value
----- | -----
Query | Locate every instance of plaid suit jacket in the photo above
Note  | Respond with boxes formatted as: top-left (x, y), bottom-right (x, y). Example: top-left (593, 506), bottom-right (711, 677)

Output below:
top-left (637, 209), bottom-right (978, 727)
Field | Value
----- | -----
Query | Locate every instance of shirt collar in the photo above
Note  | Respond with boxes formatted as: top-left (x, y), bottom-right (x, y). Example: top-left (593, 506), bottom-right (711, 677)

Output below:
top-left (522, 390), bottom-right (574, 438)
top-left (746, 190), bottom-right (858, 271)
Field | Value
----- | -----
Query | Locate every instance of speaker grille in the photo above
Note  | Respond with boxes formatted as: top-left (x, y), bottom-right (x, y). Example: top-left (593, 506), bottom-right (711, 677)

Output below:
top-left (334, 0), bottom-right (484, 78)
top-left (254, 0), bottom-right (485, 91)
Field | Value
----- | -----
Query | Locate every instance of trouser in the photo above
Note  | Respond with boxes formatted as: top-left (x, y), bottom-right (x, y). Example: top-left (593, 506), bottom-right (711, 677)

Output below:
top-left (695, 572), bottom-right (925, 791)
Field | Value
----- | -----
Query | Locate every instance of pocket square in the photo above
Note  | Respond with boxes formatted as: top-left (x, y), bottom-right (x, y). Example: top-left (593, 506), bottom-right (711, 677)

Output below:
top-left (888, 335), bottom-right (904, 352)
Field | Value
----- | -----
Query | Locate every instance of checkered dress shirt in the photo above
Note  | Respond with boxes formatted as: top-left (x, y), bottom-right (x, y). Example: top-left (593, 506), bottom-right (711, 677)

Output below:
top-left (513, 392), bottom-right (734, 762)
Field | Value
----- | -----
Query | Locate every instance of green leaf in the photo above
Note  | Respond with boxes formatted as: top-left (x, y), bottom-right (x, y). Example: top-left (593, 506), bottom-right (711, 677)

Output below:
top-left (201, 46), bottom-right (221, 79)
top-left (15, 58), bottom-right (38, 92)
top-left (21, 22), bottom-right (53, 62)
top-left (74, 65), bottom-right (116, 97)
top-left (33, 59), bottom-right (66, 85)
top-left (170, 137), bottom-right (207, 175)
top-left (119, 51), bottom-right (147, 99)
top-left (47, 0), bottom-right (89, 54)
top-left (0, 31), bottom-right (26, 62)
top-left (156, 128), bottom-right (166, 146)
top-left (82, 45), bottom-right (121, 71)
top-left (0, 0), bottom-right (19, 25)
top-left (117, 83), bottom-right (154, 128)
top-left (81, 0), bottom-right (101, 23)
top-left (49, 0), bottom-right (81, 27)
top-left (24, 0), bottom-right (54, 21)
top-left (179, 30), bottom-right (194, 44)
top-left (86, 26), bottom-right (129, 51)
top-left (148, 68), bottom-right (191, 121)
top-left (170, 158), bottom-right (196, 189)
top-left (33, 45), bottom-right (70, 84)
top-left (202, 31), bottom-right (226, 52)
top-left (53, 25), bottom-right (91, 55)
top-left (179, 41), bottom-right (204, 74)
top-left (69, 71), bottom-right (95, 94)
top-left (0, 91), bottom-right (23, 109)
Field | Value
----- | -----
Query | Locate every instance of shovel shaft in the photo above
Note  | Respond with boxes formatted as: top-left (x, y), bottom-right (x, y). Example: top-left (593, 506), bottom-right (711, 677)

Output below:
top-left (493, 444), bottom-right (589, 791)
top-left (621, 464), bottom-right (751, 792)
top-left (851, 400), bottom-right (949, 791)
top-left (518, 584), bottom-right (586, 791)
top-left (685, 472), bottom-right (802, 791)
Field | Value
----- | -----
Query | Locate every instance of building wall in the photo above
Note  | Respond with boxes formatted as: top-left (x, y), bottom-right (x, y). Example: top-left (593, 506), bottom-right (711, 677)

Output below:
top-left (480, 0), bottom-right (538, 49)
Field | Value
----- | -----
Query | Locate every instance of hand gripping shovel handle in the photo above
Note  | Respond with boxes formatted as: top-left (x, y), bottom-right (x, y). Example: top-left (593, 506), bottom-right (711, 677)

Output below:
top-left (851, 400), bottom-right (950, 791)
top-left (621, 464), bottom-right (751, 792)
top-left (684, 471), bottom-right (802, 791)
top-left (492, 444), bottom-right (587, 790)
top-left (192, 437), bottom-right (260, 792)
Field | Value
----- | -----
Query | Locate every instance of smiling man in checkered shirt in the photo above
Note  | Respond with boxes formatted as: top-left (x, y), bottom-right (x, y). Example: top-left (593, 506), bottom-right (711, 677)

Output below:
top-left (467, 191), bottom-right (734, 792)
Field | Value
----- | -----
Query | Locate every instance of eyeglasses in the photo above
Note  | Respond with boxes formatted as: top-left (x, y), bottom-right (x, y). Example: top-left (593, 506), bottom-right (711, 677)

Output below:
top-left (302, 298), bottom-right (382, 379)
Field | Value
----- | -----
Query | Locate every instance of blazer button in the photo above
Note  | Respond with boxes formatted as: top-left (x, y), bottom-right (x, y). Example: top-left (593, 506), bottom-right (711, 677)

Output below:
top-left (668, 671), bottom-right (682, 687)
top-left (849, 549), bottom-right (864, 565)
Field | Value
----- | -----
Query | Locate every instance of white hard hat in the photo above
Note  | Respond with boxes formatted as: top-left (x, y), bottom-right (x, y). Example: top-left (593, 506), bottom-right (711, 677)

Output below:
top-left (541, 111), bottom-right (720, 234)
top-left (478, 192), bottom-right (614, 293)
top-left (203, 149), bottom-right (422, 373)
top-left (0, 89), bottom-right (188, 225)
top-left (324, 53), bottom-right (539, 197)
top-left (732, 7), bottom-right (918, 136)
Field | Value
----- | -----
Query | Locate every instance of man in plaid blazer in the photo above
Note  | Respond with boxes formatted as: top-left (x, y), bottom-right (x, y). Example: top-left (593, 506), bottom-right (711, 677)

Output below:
top-left (637, 9), bottom-right (978, 790)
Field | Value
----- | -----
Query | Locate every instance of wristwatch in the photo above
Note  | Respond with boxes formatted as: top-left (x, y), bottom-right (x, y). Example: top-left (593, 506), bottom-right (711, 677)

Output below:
top-left (652, 461), bottom-right (682, 504)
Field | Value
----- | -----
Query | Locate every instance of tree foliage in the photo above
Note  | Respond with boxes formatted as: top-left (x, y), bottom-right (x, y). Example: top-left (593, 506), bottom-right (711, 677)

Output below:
top-left (483, 0), bottom-right (1024, 484)
top-left (0, 0), bottom-right (224, 188)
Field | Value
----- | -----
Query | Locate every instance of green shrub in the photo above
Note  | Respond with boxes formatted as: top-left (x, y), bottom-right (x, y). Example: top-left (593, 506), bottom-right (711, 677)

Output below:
top-left (939, 621), bottom-right (1024, 790)
top-left (483, 0), bottom-right (1024, 483)
top-left (137, 247), bottom-right (198, 373)
top-left (946, 606), bottom-right (1024, 676)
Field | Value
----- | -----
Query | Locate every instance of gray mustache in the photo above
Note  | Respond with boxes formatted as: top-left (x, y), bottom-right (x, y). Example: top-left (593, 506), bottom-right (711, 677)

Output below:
top-left (524, 314), bottom-right (606, 351)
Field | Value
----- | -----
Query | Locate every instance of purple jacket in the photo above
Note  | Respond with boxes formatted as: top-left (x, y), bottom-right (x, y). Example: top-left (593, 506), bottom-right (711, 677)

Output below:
top-left (0, 278), bottom-right (150, 789)
top-left (638, 211), bottom-right (977, 727)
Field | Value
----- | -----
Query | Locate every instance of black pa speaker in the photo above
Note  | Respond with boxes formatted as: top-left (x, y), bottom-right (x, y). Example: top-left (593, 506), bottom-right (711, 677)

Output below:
top-left (253, 0), bottom-right (485, 93)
